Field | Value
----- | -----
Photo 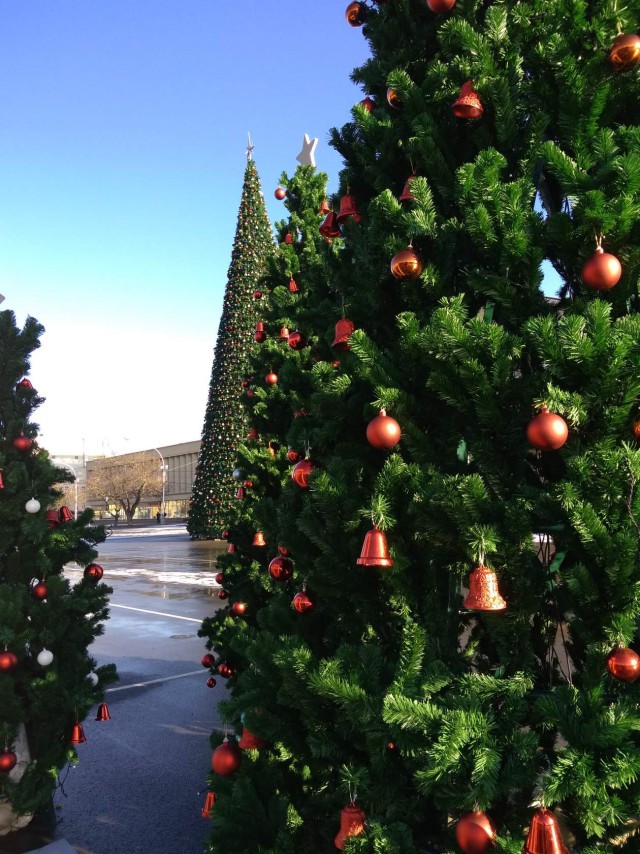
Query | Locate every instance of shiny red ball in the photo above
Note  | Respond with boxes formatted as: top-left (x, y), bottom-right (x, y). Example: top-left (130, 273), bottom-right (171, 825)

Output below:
top-left (231, 601), bottom-right (247, 616)
top-left (218, 589), bottom-right (229, 600)
top-left (0, 651), bottom-right (18, 673)
top-left (582, 247), bottom-right (622, 291)
top-left (427, 0), bottom-right (456, 10)
top-left (217, 662), bottom-right (234, 678)
top-left (212, 740), bottom-right (241, 775)
top-left (292, 459), bottom-right (314, 489)
top-left (253, 290), bottom-right (262, 299)
top-left (206, 677), bottom-right (217, 688)
top-left (455, 811), bottom-right (496, 854)
top-left (214, 572), bottom-right (224, 584)
top-left (527, 407), bottom-right (568, 451)
top-left (287, 449), bottom-right (302, 463)
top-left (84, 563), bottom-right (104, 582)
top-left (607, 647), bottom-right (640, 682)
top-left (366, 411), bottom-right (402, 449)
top-left (293, 590), bottom-right (314, 613)
top-left (359, 96), bottom-right (375, 112)
top-left (201, 653), bottom-right (215, 668)
top-left (30, 581), bottom-right (48, 601)
top-left (269, 556), bottom-right (293, 581)
top-left (277, 545), bottom-right (290, 556)
top-left (0, 749), bottom-right (17, 774)
top-left (13, 434), bottom-right (32, 452)
top-left (265, 372), bottom-right (278, 385)
top-left (284, 233), bottom-right (294, 245)
top-left (274, 187), bottom-right (286, 200)
top-left (241, 380), bottom-right (249, 388)
top-left (287, 330), bottom-right (307, 351)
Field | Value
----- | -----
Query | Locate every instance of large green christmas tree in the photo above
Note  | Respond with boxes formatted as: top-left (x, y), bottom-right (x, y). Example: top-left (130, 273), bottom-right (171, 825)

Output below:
top-left (188, 148), bottom-right (275, 540)
top-left (0, 310), bottom-right (115, 826)
top-left (202, 4), bottom-right (640, 852)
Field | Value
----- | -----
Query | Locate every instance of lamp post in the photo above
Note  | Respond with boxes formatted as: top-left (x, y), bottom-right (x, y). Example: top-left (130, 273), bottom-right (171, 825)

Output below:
top-left (53, 459), bottom-right (78, 519)
top-left (151, 448), bottom-right (167, 524)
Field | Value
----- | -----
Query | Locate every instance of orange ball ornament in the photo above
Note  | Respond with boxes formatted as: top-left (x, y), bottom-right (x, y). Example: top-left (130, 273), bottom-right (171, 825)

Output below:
top-left (292, 458), bottom-right (314, 489)
top-left (427, 0), bottom-right (456, 11)
top-left (231, 601), bottom-right (247, 616)
top-left (390, 246), bottom-right (423, 280)
top-left (609, 33), bottom-right (640, 72)
top-left (527, 407), bottom-right (568, 451)
top-left (455, 811), bottom-right (496, 854)
top-left (366, 410), bottom-right (401, 449)
top-left (274, 187), bottom-right (286, 200)
top-left (265, 371), bottom-right (278, 385)
top-left (211, 739), bottom-right (241, 776)
top-left (607, 647), bottom-right (640, 682)
top-left (345, 1), bottom-right (366, 26)
top-left (582, 246), bottom-right (622, 291)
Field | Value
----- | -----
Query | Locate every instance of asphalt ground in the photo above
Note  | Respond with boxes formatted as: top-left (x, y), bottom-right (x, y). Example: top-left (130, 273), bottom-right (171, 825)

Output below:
top-left (2, 527), bottom-right (226, 854)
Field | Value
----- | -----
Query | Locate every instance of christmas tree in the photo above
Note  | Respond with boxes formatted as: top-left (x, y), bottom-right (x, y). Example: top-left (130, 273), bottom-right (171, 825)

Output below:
top-left (188, 145), bottom-right (275, 540)
top-left (0, 310), bottom-right (115, 827)
top-left (202, 5), bottom-right (640, 852)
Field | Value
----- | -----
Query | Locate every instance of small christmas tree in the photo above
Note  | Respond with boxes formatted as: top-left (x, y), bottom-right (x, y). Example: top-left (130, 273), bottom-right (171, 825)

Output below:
top-left (0, 310), bottom-right (115, 826)
top-left (188, 145), bottom-right (275, 540)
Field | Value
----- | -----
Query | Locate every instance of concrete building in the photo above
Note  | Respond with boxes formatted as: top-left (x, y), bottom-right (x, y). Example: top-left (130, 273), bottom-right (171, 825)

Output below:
top-left (86, 440), bottom-right (201, 520)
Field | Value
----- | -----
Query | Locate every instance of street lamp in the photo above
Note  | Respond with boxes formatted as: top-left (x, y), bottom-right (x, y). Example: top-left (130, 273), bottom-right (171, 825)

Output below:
top-left (53, 459), bottom-right (78, 520)
top-left (151, 448), bottom-right (167, 524)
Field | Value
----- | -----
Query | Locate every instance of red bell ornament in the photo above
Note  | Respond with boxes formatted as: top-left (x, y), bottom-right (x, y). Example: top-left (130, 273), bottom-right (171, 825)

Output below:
top-left (427, 0), bottom-right (456, 11)
top-left (609, 33), bottom-right (640, 71)
top-left (247, 428), bottom-right (258, 440)
top-left (337, 194), bottom-right (361, 224)
top-left (455, 811), bottom-right (496, 854)
top-left (16, 378), bottom-right (33, 390)
top-left (227, 543), bottom-right (236, 554)
top-left (284, 232), bottom-right (294, 245)
top-left (279, 325), bottom-right (290, 341)
top-left (238, 726), bottom-right (266, 750)
top-left (527, 407), bottom-right (568, 451)
top-left (254, 322), bottom-right (267, 343)
top-left (95, 702), bottom-right (111, 721)
top-left (452, 81), bottom-right (483, 119)
top-left (58, 505), bottom-right (74, 523)
top-left (288, 277), bottom-right (299, 293)
top-left (70, 723), bottom-right (87, 745)
top-left (607, 646), bottom-right (640, 682)
top-left (357, 527), bottom-right (394, 567)
top-left (524, 808), bottom-right (568, 854)
top-left (293, 589), bottom-right (314, 613)
top-left (359, 95), bottom-right (375, 112)
top-left (252, 531), bottom-right (266, 547)
top-left (332, 318), bottom-right (355, 350)
top-left (320, 211), bottom-right (341, 238)
top-left (274, 187), bottom-right (286, 200)
top-left (464, 565), bottom-right (507, 611)
top-left (235, 486), bottom-right (245, 499)
top-left (292, 458), bottom-right (315, 489)
top-left (335, 802), bottom-right (366, 849)
top-left (319, 198), bottom-right (332, 214)
top-left (345, 1), bottom-right (366, 26)
top-left (84, 563), bottom-right (104, 582)
top-left (582, 245), bottom-right (622, 291)
top-left (366, 410), bottom-right (401, 449)
top-left (288, 330), bottom-right (307, 351)
top-left (0, 651), bottom-right (18, 673)
top-left (399, 175), bottom-right (416, 203)
top-left (390, 246), bottom-right (423, 280)
top-left (265, 371), bottom-right (278, 385)
top-left (0, 748), bottom-right (17, 774)
top-left (211, 738), bottom-right (241, 776)
top-left (45, 509), bottom-right (60, 528)
top-left (13, 433), bottom-right (32, 452)
top-left (269, 555), bottom-right (294, 581)
top-left (201, 790), bottom-right (216, 819)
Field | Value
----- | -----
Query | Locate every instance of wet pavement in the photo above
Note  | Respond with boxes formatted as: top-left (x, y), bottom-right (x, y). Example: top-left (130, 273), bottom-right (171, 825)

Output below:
top-left (2, 527), bottom-right (226, 854)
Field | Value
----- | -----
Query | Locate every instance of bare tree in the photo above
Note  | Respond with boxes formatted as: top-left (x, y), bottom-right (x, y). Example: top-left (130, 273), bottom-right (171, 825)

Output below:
top-left (86, 452), bottom-right (164, 525)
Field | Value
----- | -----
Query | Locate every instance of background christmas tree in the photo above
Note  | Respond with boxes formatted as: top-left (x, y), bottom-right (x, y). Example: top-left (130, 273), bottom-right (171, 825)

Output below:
top-left (202, 4), bottom-right (640, 852)
top-left (0, 309), bottom-right (116, 824)
top-left (188, 147), bottom-right (275, 540)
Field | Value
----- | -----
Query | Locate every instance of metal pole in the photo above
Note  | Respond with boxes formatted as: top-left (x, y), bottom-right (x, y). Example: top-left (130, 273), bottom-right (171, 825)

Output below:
top-left (151, 448), bottom-right (166, 524)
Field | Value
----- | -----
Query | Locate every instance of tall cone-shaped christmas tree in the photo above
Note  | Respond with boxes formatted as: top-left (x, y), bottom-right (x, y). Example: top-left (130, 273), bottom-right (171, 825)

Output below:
top-left (188, 144), bottom-right (274, 540)
top-left (0, 309), bottom-right (116, 828)
top-left (200, 4), bottom-right (640, 853)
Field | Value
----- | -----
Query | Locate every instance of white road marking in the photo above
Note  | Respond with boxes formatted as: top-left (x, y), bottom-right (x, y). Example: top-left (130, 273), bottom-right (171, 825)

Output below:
top-left (106, 670), bottom-right (203, 693)
top-left (110, 603), bottom-right (204, 623)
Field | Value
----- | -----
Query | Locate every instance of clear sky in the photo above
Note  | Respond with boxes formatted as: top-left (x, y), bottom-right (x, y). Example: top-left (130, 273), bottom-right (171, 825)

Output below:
top-left (0, 2), bottom-right (371, 456)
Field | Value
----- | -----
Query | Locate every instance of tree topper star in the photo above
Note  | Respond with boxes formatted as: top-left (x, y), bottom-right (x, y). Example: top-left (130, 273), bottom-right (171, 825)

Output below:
top-left (296, 134), bottom-right (318, 168)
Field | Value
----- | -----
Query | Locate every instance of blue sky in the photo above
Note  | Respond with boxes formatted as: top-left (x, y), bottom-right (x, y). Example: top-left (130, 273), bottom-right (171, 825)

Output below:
top-left (0, 2), bottom-right (370, 454)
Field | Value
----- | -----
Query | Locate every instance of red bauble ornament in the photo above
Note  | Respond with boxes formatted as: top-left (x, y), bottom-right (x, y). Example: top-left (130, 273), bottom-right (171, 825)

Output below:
top-left (214, 572), bottom-right (224, 584)
top-left (0, 651), bottom-right (18, 673)
top-left (527, 407), bottom-right (568, 451)
top-left (345, 1), bottom-right (366, 26)
top-left (582, 246), bottom-right (622, 291)
top-left (241, 380), bottom-right (249, 388)
top-left (278, 545), bottom-right (290, 556)
top-left (269, 555), bottom-right (293, 581)
top-left (288, 330), bottom-right (307, 350)
top-left (387, 87), bottom-right (401, 108)
top-left (253, 290), bottom-right (262, 299)
top-left (292, 458), bottom-right (315, 489)
top-left (607, 647), bottom-right (640, 682)
top-left (359, 95), bottom-right (375, 112)
top-left (13, 433), bottom-right (32, 452)
top-left (335, 802), bottom-right (366, 850)
top-left (265, 371), bottom-right (278, 385)
top-left (293, 589), bottom-right (314, 613)
top-left (231, 601), bottom-right (247, 616)
top-left (0, 749), bottom-right (17, 774)
top-left (427, 0), bottom-right (456, 10)
top-left (287, 449), bottom-right (302, 463)
top-left (366, 410), bottom-right (401, 449)
top-left (218, 589), bottom-right (229, 600)
top-left (222, 529), bottom-right (230, 538)
top-left (464, 565), bottom-right (507, 611)
top-left (247, 428), bottom-right (259, 440)
top-left (238, 726), bottom-right (266, 750)
top-left (84, 563), bottom-right (104, 582)
top-left (247, 389), bottom-right (255, 398)
top-left (201, 653), bottom-right (215, 668)
top-left (17, 378), bottom-right (33, 390)
top-left (390, 246), bottom-right (423, 280)
top-left (452, 80), bottom-right (483, 118)
top-left (30, 580), bottom-right (48, 601)
top-left (632, 417), bottom-right (640, 440)
top-left (284, 232), bottom-right (294, 245)
top-left (206, 677), bottom-right (217, 688)
top-left (218, 662), bottom-right (234, 678)
top-left (211, 739), bottom-right (241, 776)
top-left (609, 33), bottom-right (640, 72)
top-left (274, 187), bottom-right (286, 200)
top-left (455, 811), bottom-right (496, 854)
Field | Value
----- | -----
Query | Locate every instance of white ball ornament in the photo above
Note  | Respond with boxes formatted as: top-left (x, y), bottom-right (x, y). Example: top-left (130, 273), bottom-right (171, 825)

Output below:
top-left (25, 498), bottom-right (41, 514)
top-left (87, 671), bottom-right (99, 685)
top-left (37, 649), bottom-right (54, 666)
